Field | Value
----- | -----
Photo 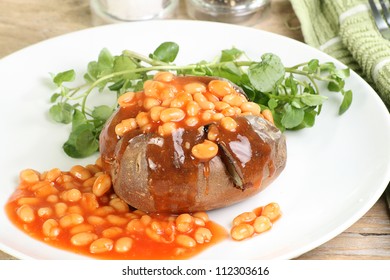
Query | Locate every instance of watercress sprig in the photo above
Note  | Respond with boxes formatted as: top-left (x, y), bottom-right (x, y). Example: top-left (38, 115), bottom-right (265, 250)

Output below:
top-left (49, 42), bottom-right (352, 158)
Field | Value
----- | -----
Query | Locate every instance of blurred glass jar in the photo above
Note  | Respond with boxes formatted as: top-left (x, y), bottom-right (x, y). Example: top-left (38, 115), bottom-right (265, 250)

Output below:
top-left (90, 0), bottom-right (179, 25)
top-left (185, 0), bottom-right (270, 25)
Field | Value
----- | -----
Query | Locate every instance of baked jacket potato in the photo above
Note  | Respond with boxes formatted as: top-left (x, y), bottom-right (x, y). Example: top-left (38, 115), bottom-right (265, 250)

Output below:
top-left (99, 74), bottom-right (287, 213)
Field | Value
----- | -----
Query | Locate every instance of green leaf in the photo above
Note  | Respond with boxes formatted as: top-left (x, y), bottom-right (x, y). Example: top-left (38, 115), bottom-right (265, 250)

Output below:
top-left (71, 109), bottom-right (88, 131)
top-left (334, 68), bottom-right (350, 79)
top-left (92, 105), bottom-right (113, 121)
top-left (113, 55), bottom-right (139, 80)
top-left (307, 59), bottom-right (319, 74)
top-left (53, 70), bottom-right (75, 86)
top-left (50, 93), bottom-right (61, 103)
top-left (248, 53), bottom-right (285, 92)
top-left (268, 98), bottom-right (278, 110)
top-left (328, 81), bottom-right (342, 92)
top-left (151, 42), bottom-right (179, 63)
top-left (285, 74), bottom-right (298, 95)
top-left (220, 47), bottom-right (244, 62)
top-left (339, 90), bottom-right (352, 114)
top-left (63, 123), bottom-right (99, 158)
top-left (98, 48), bottom-right (114, 69)
top-left (281, 104), bottom-right (305, 129)
top-left (49, 103), bottom-right (74, 124)
top-left (301, 95), bottom-right (328, 106)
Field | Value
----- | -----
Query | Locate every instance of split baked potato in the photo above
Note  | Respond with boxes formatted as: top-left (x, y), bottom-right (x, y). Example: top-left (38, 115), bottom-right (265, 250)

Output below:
top-left (99, 73), bottom-right (287, 213)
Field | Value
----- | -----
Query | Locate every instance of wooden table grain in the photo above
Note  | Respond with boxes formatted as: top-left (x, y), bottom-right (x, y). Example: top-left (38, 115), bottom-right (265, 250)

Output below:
top-left (0, 0), bottom-right (389, 260)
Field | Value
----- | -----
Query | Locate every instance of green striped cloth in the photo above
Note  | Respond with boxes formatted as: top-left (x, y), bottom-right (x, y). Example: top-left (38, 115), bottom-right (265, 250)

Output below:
top-left (290, 0), bottom-right (390, 109)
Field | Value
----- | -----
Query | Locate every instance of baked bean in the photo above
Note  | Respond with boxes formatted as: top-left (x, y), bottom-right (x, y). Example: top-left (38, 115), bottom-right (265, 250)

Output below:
top-left (194, 92), bottom-right (215, 110)
top-left (71, 232), bottom-right (98, 246)
top-left (70, 165), bottom-right (92, 181)
top-left (145, 227), bottom-right (163, 242)
top-left (118, 91), bottom-right (136, 107)
top-left (252, 206), bottom-right (263, 216)
top-left (160, 108), bottom-right (185, 123)
top-left (90, 238), bottom-right (114, 253)
top-left (191, 140), bottom-right (218, 161)
top-left (37, 207), bottom-right (53, 218)
top-left (158, 122), bottom-right (177, 136)
top-left (19, 169), bottom-right (40, 185)
top-left (140, 215), bottom-right (152, 226)
top-left (184, 82), bottom-right (206, 94)
top-left (109, 197), bottom-right (130, 213)
top-left (194, 227), bottom-right (212, 244)
top-left (153, 71), bottom-right (174, 83)
top-left (132, 209), bottom-right (147, 216)
top-left (175, 214), bottom-right (194, 233)
top-left (92, 174), bottom-right (112, 197)
top-left (215, 101), bottom-right (230, 111)
top-left (69, 224), bottom-right (94, 235)
top-left (208, 80), bottom-right (234, 98)
top-left (54, 202), bottom-right (68, 218)
top-left (102, 226), bottom-right (124, 238)
top-left (150, 221), bottom-right (163, 233)
top-left (115, 118), bottom-right (137, 137)
top-left (17, 197), bottom-right (40, 206)
top-left (115, 237), bottom-right (133, 253)
top-left (176, 234), bottom-right (196, 248)
top-left (135, 112), bottom-right (150, 128)
top-left (31, 181), bottom-right (51, 192)
top-left (45, 168), bottom-right (62, 182)
top-left (221, 107), bottom-right (236, 117)
top-left (185, 117), bottom-right (199, 127)
top-left (220, 117), bottom-right (238, 132)
top-left (42, 219), bottom-right (61, 238)
top-left (241, 102), bottom-right (261, 115)
top-left (232, 211), bottom-right (257, 227)
top-left (82, 177), bottom-right (97, 188)
top-left (17, 204), bottom-right (35, 223)
top-left (143, 80), bottom-right (164, 98)
top-left (211, 113), bottom-right (224, 121)
top-left (87, 215), bottom-right (106, 226)
top-left (149, 106), bottom-right (165, 122)
top-left (261, 202), bottom-right (281, 222)
top-left (261, 109), bottom-right (274, 124)
top-left (46, 194), bottom-right (59, 203)
top-left (67, 205), bottom-right (84, 215)
top-left (143, 97), bottom-right (161, 111)
top-left (80, 193), bottom-right (99, 212)
top-left (204, 92), bottom-right (219, 103)
top-left (231, 223), bottom-right (254, 241)
top-left (61, 188), bottom-right (82, 202)
top-left (186, 101), bottom-right (200, 117)
top-left (93, 206), bottom-right (115, 217)
top-left (222, 94), bottom-right (244, 107)
top-left (126, 219), bottom-right (144, 233)
top-left (172, 92), bottom-right (193, 107)
top-left (253, 216), bottom-right (272, 234)
top-left (192, 212), bottom-right (210, 223)
top-left (59, 213), bottom-right (84, 228)
top-left (85, 164), bottom-right (101, 175)
top-left (106, 214), bottom-right (128, 226)
top-left (207, 125), bottom-right (219, 142)
top-left (62, 181), bottom-right (79, 190)
top-left (200, 110), bottom-right (214, 122)
top-left (193, 217), bottom-right (206, 227)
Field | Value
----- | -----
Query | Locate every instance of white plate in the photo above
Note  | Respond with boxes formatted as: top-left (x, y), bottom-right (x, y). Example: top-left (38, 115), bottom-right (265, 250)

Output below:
top-left (1, 20), bottom-right (390, 260)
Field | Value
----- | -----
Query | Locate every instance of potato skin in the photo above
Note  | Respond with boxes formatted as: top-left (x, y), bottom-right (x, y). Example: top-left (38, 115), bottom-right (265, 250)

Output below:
top-left (103, 115), bottom-right (286, 213)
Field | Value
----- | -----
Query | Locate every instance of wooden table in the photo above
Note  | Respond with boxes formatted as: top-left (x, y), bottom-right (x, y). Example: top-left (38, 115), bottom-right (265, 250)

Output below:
top-left (1, 0), bottom-right (389, 260)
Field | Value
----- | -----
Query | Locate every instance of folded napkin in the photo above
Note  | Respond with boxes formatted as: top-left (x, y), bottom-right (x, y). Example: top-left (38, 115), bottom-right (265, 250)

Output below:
top-left (290, 0), bottom-right (390, 109)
